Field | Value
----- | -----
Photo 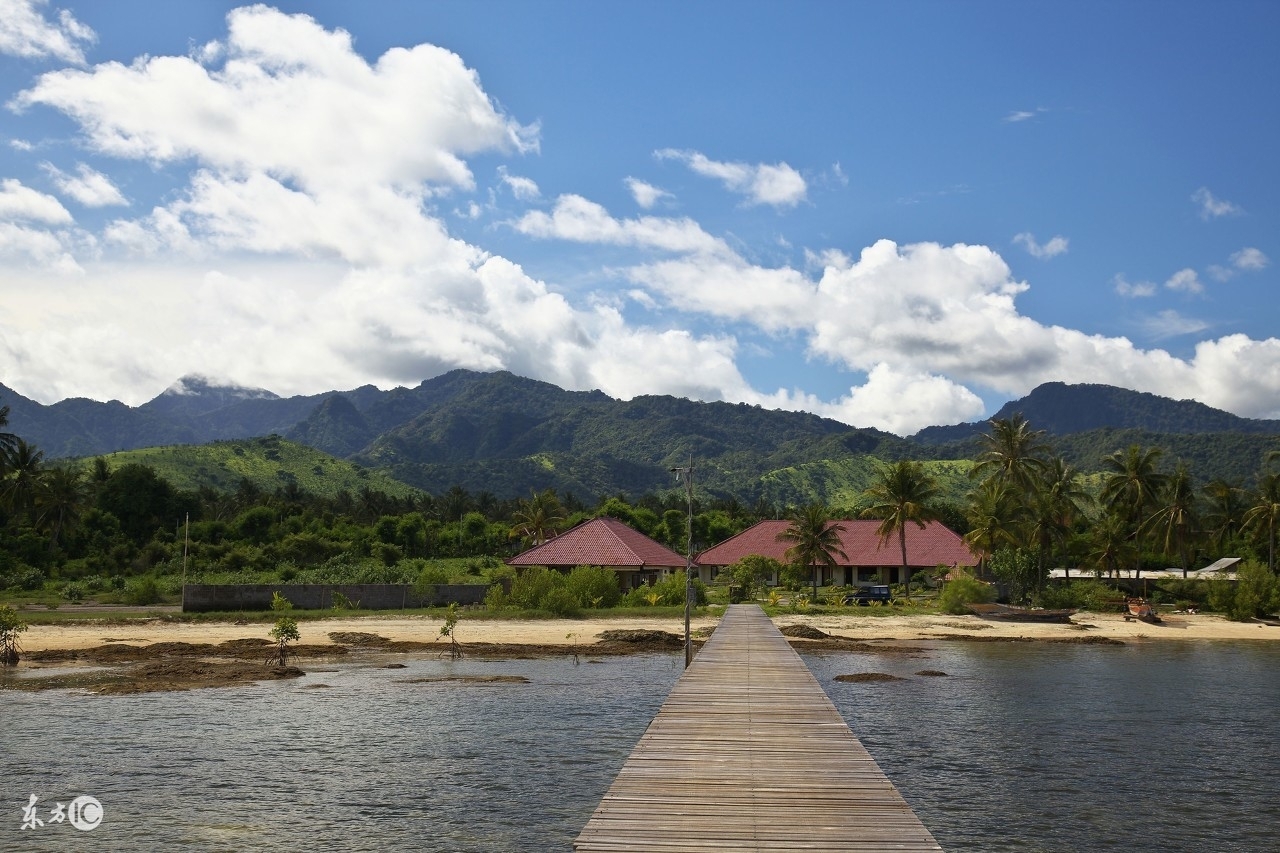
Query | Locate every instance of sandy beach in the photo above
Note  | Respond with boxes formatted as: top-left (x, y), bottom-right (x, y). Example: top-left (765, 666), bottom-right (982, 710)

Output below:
top-left (19, 608), bottom-right (1280, 653)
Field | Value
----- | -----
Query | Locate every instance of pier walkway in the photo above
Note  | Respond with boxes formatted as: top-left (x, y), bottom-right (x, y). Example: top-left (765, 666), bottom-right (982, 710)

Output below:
top-left (574, 604), bottom-right (943, 852)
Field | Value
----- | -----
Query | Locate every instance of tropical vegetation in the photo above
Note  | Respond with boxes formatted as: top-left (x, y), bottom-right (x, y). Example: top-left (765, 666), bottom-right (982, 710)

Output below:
top-left (1, 395), bottom-right (1278, 620)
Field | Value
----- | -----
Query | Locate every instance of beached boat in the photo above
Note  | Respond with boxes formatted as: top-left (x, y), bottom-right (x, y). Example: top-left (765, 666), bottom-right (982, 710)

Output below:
top-left (968, 602), bottom-right (1077, 623)
top-left (1124, 598), bottom-right (1161, 624)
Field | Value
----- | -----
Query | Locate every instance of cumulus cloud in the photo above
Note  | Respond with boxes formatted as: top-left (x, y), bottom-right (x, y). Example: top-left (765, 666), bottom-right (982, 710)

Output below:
top-left (758, 364), bottom-right (986, 435)
top-left (0, 7), bottom-right (768, 419)
top-left (498, 166), bottom-right (539, 200)
top-left (1114, 274), bottom-right (1156, 298)
top-left (1192, 187), bottom-right (1242, 220)
top-left (513, 194), bottom-right (729, 255)
top-left (0, 0), bottom-right (95, 64)
top-left (6, 6), bottom-right (1280, 435)
top-left (1013, 232), bottom-right (1068, 259)
top-left (655, 148), bottom-right (807, 208)
top-left (42, 162), bottom-right (127, 206)
top-left (1164, 268), bottom-right (1203, 294)
top-left (1230, 247), bottom-right (1268, 271)
top-left (0, 177), bottom-right (72, 223)
top-left (624, 177), bottom-right (671, 209)
top-left (1210, 247), bottom-right (1269, 282)
top-left (12, 6), bottom-right (538, 196)
top-left (511, 182), bottom-right (1280, 428)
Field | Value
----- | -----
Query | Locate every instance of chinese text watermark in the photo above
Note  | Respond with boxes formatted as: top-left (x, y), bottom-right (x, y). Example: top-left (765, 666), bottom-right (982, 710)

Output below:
top-left (21, 794), bottom-right (103, 832)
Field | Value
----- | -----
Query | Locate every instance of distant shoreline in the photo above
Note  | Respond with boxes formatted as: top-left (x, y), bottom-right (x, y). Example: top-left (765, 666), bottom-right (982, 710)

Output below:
top-left (16, 609), bottom-right (1280, 655)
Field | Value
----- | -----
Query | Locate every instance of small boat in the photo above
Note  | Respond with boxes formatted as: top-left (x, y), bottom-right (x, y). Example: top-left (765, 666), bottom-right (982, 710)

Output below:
top-left (968, 603), bottom-right (1077, 623)
top-left (1124, 598), bottom-right (1161, 624)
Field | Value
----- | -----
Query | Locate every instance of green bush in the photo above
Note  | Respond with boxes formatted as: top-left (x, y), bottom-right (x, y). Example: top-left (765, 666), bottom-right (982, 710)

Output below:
top-left (1153, 578), bottom-right (1212, 609)
top-left (725, 555), bottom-right (781, 601)
top-left (938, 572), bottom-right (996, 614)
top-left (1, 565), bottom-right (46, 591)
top-left (123, 576), bottom-right (162, 606)
top-left (988, 548), bottom-right (1042, 604)
top-left (564, 565), bottom-right (622, 609)
top-left (620, 571), bottom-right (707, 607)
top-left (1037, 579), bottom-right (1126, 612)
top-left (506, 566), bottom-right (564, 610)
top-left (1220, 561), bottom-right (1279, 621)
top-left (541, 586), bottom-right (582, 617)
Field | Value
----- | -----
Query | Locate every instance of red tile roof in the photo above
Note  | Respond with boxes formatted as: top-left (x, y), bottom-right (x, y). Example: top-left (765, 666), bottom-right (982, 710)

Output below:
top-left (695, 519), bottom-right (978, 569)
top-left (508, 517), bottom-right (688, 569)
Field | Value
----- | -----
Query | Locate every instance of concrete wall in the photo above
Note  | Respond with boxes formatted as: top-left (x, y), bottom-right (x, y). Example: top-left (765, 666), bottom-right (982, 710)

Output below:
top-left (182, 583), bottom-right (489, 613)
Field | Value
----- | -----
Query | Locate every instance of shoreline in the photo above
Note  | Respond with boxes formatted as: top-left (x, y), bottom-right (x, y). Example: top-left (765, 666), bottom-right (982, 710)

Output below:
top-left (5, 609), bottom-right (1278, 695)
top-left (15, 608), bottom-right (1280, 654)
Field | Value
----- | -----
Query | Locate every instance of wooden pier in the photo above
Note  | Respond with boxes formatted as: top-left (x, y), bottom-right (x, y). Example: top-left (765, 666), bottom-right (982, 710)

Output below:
top-left (574, 604), bottom-right (943, 852)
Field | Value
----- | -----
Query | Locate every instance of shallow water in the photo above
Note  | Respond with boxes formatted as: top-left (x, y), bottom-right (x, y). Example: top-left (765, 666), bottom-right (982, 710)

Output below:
top-left (3, 641), bottom-right (1279, 852)
top-left (811, 640), bottom-right (1280, 853)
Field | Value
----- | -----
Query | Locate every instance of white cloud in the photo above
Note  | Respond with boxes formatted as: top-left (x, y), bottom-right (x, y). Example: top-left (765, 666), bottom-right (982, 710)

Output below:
top-left (1192, 186), bottom-right (1242, 220)
top-left (498, 166), bottom-right (539, 201)
top-left (655, 148), bottom-right (807, 208)
top-left (1114, 274), bottom-right (1156, 298)
top-left (0, 177), bottom-right (72, 223)
top-left (1230, 247), bottom-right (1268, 271)
top-left (514, 185), bottom-right (1280, 427)
top-left (6, 8), bottom-right (1280, 435)
top-left (1003, 107), bottom-right (1046, 123)
top-left (624, 177), bottom-right (671, 209)
top-left (622, 232), bottom-right (1280, 421)
top-left (513, 194), bottom-right (729, 255)
top-left (1164, 267), bottom-right (1203, 294)
top-left (12, 6), bottom-right (537, 195)
top-left (42, 162), bottom-right (127, 206)
top-left (1210, 247), bottom-right (1269, 282)
top-left (0, 0), bottom-right (95, 65)
top-left (758, 364), bottom-right (986, 435)
top-left (1013, 232), bottom-right (1068, 259)
top-left (1143, 309), bottom-right (1209, 339)
top-left (0, 9), bottom-right (762, 419)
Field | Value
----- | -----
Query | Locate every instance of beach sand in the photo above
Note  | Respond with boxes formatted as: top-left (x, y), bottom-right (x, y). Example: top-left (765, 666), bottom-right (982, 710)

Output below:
top-left (18, 607), bottom-right (1280, 653)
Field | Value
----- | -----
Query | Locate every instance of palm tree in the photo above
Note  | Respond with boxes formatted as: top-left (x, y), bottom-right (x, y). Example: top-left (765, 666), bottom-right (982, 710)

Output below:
top-left (1026, 456), bottom-right (1092, 577)
top-left (509, 489), bottom-right (565, 548)
top-left (0, 404), bottom-right (15, 483)
top-left (861, 461), bottom-right (941, 589)
top-left (963, 479), bottom-right (1024, 575)
top-left (1243, 472), bottom-right (1280, 573)
top-left (1087, 512), bottom-right (1137, 580)
top-left (34, 465), bottom-right (87, 553)
top-left (0, 439), bottom-right (44, 525)
top-left (1100, 444), bottom-right (1168, 578)
top-left (1146, 463), bottom-right (1200, 577)
top-left (776, 503), bottom-right (847, 599)
top-left (971, 413), bottom-right (1050, 495)
top-left (1202, 479), bottom-right (1246, 554)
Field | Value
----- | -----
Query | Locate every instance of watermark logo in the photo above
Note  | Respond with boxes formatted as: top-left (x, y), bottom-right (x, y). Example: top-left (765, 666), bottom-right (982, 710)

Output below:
top-left (21, 794), bottom-right (103, 832)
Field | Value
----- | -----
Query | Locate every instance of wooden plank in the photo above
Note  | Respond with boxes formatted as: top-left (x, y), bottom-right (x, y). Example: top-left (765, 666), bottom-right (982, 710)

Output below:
top-left (574, 604), bottom-right (943, 853)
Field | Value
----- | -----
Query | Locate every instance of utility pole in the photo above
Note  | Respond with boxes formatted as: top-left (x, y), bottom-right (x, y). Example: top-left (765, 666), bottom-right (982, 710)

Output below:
top-left (181, 513), bottom-right (189, 611)
top-left (670, 455), bottom-right (694, 668)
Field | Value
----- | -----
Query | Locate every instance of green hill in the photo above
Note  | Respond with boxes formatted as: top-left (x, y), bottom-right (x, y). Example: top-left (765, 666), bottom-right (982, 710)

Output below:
top-left (81, 435), bottom-right (421, 500)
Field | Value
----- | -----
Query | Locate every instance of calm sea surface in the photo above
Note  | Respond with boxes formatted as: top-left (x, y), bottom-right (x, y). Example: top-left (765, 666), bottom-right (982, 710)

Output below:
top-left (3, 639), bottom-right (1279, 852)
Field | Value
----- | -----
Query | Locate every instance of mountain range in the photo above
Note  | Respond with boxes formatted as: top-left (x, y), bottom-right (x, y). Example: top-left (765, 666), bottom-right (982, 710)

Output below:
top-left (3, 371), bottom-right (1278, 503)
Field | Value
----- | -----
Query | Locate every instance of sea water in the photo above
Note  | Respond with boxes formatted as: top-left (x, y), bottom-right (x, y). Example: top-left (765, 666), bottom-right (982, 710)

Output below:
top-left (3, 640), bottom-right (1278, 852)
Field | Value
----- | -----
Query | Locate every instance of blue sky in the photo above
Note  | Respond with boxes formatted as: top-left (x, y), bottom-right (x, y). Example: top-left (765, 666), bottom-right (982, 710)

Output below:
top-left (0, 0), bottom-right (1276, 434)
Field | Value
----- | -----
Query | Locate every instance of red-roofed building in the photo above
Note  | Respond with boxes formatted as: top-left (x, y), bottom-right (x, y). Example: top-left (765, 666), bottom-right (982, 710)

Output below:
top-left (507, 517), bottom-right (688, 589)
top-left (695, 519), bottom-right (978, 587)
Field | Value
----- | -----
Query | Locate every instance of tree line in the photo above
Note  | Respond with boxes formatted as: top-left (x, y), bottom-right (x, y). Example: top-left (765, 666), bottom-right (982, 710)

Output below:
top-left (2, 401), bottom-right (1277, 610)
